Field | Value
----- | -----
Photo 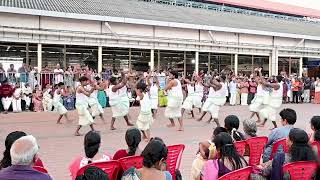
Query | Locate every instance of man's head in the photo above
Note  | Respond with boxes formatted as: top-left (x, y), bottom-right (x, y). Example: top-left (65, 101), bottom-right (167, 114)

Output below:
top-left (10, 135), bottom-right (39, 166)
top-left (10, 64), bottom-right (14, 70)
top-left (56, 63), bottom-right (60, 69)
top-left (279, 108), bottom-right (297, 126)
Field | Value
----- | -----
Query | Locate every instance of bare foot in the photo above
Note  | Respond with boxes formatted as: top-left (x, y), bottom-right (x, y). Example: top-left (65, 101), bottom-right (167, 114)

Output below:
top-left (196, 118), bottom-right (202, 122)
top-left (177, 127), bottom-right (184, 131)
top-left (74, 132), bottom-right (82, 136)
top-left (110, 127), bottom-right (116, 130)
top-left (127, 122), bottom-right (134, 126)
top-left (206, 120), bottom-right (211, 124)
top-left (257, 124), bottom-right (265, 127)
top-left (256, 120), bottom-right (261, 123)
top-left (166, 124), bottom-right (175, 128)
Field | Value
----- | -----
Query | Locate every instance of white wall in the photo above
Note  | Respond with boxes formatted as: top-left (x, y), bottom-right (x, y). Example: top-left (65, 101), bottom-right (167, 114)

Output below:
top-left (0, 13), bottom-right (39, 29)
top-left (274, 37), bottom-right (301, 47)
top-left (239, 34), bottom-right (273, 45)
top-left (304, 40), bottom-right (320, 48)
top-left (106, 22), bottom-right (153, 37)
top-left (200, 30), bottom-right (238, 42)
top-left (155, 26), bottom-right (198, 40)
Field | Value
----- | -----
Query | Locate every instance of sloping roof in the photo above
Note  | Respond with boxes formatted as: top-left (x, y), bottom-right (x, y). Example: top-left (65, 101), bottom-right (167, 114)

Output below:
top-left (0, 0), bottom-right (320, 39)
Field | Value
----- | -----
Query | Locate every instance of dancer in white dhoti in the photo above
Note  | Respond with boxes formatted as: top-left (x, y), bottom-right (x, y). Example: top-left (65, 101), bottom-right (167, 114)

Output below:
top-left (135, 81), bottom-right (154, 141)
top-left (22, 83), bottom-right (32, 110)
top-left (109, 72), bottom-right (134, 130)
top-left (53, 82), bottom-right (70, 124)
top-left (194, 76), bottom-right (204, 113)
top-left (86, 77), bottom-right (105, 123)
top-left (75, 76), bottom-right (96, 136)
top-left (181, 76), bottom-right (196, 119)
top-left (42, 84), bottom-right (53, 112)
top-left (258, 75), bottom-right (284, 129)
top-left (147, 74), bottom-right (159, 118)
top-left (12, 83), bottom-right (22, 113)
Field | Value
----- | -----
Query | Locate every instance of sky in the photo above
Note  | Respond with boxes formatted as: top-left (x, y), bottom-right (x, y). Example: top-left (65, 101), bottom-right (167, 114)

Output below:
top-left (267, 0), bottom-right (320, 10)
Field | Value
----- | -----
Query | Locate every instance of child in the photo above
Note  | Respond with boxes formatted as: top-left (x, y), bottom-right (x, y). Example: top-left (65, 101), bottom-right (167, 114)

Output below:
top-left (12, 83), bottom-right (22, 113)
top-left (135, 81), bottom-right (153, 141)
top-left (53, 82), bottom-right (70, 124)
top-left (147, 74), bottom-right (159, 118)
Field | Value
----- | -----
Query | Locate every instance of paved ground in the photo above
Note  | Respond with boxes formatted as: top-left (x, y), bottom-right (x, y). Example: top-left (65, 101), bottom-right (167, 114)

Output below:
top-left (0, 104), bottom-right (319, 180)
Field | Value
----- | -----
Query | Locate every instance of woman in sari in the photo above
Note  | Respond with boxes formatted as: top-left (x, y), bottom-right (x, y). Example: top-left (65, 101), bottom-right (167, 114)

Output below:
top-left (32, 85), bottom-right (43, 112)
top-left (314, 77), bottom-right (320, 104)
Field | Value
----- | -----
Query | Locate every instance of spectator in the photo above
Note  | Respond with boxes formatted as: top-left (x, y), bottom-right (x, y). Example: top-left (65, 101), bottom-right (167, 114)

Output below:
top-left (310, 116), bottom-right (320, 142)
top-left (240, 77), bottom-right (249, 106)
top-left (32, 85), bottom-right (43, 112)
top-left (113, 128), bottom-right (142, 160)
top-left (229, 77), bottom-right (237, 106)
top-left (28, 67), bottom-right (38, 90)
top-left (122, 140), bottom-right (172, 180)
top-left (41, 65), bottom-right (53, 88)
top-left (224, 115), bottom-right (245, 141)
top-left (0, 135), bottom-right (52, 180)
top-left (303, 77), bottom-right (311, 103)
top-left (0, 79), bottom-right (14, 114)
top-left (262, 108), bottom-right (297, 162)
top-left (64, 66), bottom-right (74, 88)
top-left (75, 166), bottom-right (109, 180)
top-left (314, 77), bottom-right (320, 104)
top-left (18, 63), bottom-right (29, 86)
top-left (22, 83), bottom-right (33, 110)
top-left (69, 131), bottom-right (111, 180)
top-left (54, 63), bottom-right (64, 84)
top-left (0, 131), bottom-right (27, 169)
top-left (7, 64), bottom-right (17, 84)
top-left (292, 78), bottom-right (300, 103)
top-left (242, 119), bottom-right (257, 139)
top-left (248, 77), bottom-right (257, 104)
top-left (0, 63), bottom-right (6, 82)
top-left (202, 132), bottom-right (247, 179)
top-left (12, 83), bottom-right (22, 113)
top-left (256, 128), bottom-right (317, 179)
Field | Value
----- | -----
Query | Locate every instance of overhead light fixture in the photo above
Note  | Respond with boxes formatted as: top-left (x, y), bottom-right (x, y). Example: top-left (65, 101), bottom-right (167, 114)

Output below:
top-left (191, 59), bottom-right (195, 64)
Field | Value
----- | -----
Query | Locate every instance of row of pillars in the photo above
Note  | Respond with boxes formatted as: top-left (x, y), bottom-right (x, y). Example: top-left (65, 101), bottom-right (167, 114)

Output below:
top-left (34, 44), bottom-right (303, 77)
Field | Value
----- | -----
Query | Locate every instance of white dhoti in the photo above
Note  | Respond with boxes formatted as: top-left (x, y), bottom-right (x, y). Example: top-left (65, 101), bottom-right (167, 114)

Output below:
top-left (1, 97), bottom-right (12, 110)
top-left (208, 97), bottom-right (226, 119)
top-left (42, 98), bottom-right (53, 112)
top-left (241, 93), bottom-right (248, 105)
top-left (12, 98), bottom-right (22, 112)
top-left (182, 95), bottom-right (194, 111)
top-left (88, 97), bottom-right (103, 117)
top-left (249, 96), bottom-right (263, 112)
top-left (136, 112), bottom-right (154, 131)
top-left (76, 102), bottom-right (94, 126)
top-left (53, 100), bottom-right (67, 115)
top-left (259, 98), bottom-right (281, 122)
top-left (201, 98), bottom-right (213, 112)
top-left (165, 96), bottom-right (183, 119)
top-left (110, 100), bottom-right (129, 118)
top-left (150, 96), bottom-right (159, 110)
top-left (229, 93), bottom-right (237, 105)
top-left (193, 93), bottom-right (203, 109)
top-left (24, 96), bottom-right (31, 107)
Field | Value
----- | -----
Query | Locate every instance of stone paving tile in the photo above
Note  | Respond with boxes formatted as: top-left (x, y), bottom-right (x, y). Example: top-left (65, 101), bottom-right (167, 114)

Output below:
top-left (0, 104), bottom-right (319, 179)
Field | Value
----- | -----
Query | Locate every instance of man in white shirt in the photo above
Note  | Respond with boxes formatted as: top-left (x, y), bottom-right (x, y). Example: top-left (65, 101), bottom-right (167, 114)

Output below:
top-left (229, 77), bottom-right (237, 106)
top-left (22, 83), bottom-right (33, 110)
top-left (54, 63), bottom-right (64, 84)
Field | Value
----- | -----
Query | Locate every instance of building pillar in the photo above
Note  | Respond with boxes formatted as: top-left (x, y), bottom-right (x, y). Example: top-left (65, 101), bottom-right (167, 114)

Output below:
top-left (157, 50), bottom-right (160, 71)
top-left (63, 45), bottom-right (67, 69)
top-left (234, 54), bottom-right (238, 76)
top-left (183, 52), bottom-right (187, 76)
top-left (269, 55), bottom-right (272, 77)
top-left (37, 44), bottom-right (42, 72)
top-left (26, 43), bottom-right (29, 65)
top-left (208, 53), bottom-right (211, 72)
top-left (271, 48), bottom-right (278, 76)
top-left (150, 49), bottom-right (155, 71)
top-left (195, 51), bottom-right (199, 73)
top-left (288, 57), bottom-right (292, 75)
top-left (129, 48), bottom-right (132, 70)
top-left (98, 46), bottom-right (103, 73)
top-left (251, 55), bottom-right (254, 73)
top-left (299, 57), bottom-right (303, 77)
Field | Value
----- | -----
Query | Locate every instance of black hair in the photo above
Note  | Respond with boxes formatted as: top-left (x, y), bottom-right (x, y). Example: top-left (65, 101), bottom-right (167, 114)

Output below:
top-left (0, 131), bottom-right (27, 169)
top-left (276, 75), bottom-right (284, 83)
top-left (79, 76), bottom-right (89, 82)
top-left (213, 127), bottom-right (227, 137)
top-left (170, 70), bottom-right (179, 79)
top-left (125, 128), bottom-right (141, 156)
top-left (109, 77), bottom-right (117, 85)
top-left (220, 75), bottom-right (226, 81)
top-left (141, 140), bottom-right (168, 168)
top-left (279, 108), bottom-right (297, 125)
top-left (224, 115), bottom-right (244, 141)
top-left (289, 128), bottom-right (317, 162)
top-left (136, 81), bottom-right (147, 92)
top-left (213, 132), bottom-right (247, 170)
top-left (75, 166), bottom-right (109, 180)
top-left (150, 137), bottom-right (164, 143)
top-left (2, 78), bottom-right (8, 84)
top-left (84, 131), bottom-right (101, 161)
top-left (311, 116), bottom-right (320, 141)
top-left (95, 76), bottom-right (101, 81)
top-left (58, 82), bottom-right (64, 87)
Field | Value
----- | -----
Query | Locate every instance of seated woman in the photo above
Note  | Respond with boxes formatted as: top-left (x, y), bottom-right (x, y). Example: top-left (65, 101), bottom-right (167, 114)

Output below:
top-left (254, 128), bottom-right (317, 180)
top-left (122, 139), bottom-right (172, 180)
top-left (201, 132), bottom-right (248, 179)
top-left (0, 131), bottom-right (43, 169)
top-left (75, 166), bottom-right (109, 180)
top-left (113, 128), bottom-right (142, 160)
top-left (224, 115), bottom-right (245, 141)
top-left (310, 116), bottom-right (320, 142)
top-left (242, 119), bottom-right (257, 139)
top-left (69, 131), bottom-right (111, 180)
top-left (32, 85), bottom-right (43, 112)
top-left (190, 127), bottom-right (227, 180)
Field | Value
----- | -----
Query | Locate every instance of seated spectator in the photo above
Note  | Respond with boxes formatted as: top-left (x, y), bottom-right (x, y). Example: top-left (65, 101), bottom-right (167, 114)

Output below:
top-left (12, 83), bottom-right (22, 113)
top-left (22, 83), bottom-right (33, 111)
top-left (224, 115), bottom-right (245, 141)
top-left (113, 128), bottom-right (142, 160)
top-left (191, 127), bottom-right (227, 180)
top-left (0, 79), bottom-right (14, 114)
top-left (122, 139), bottom-right (172, 180)
top-left (69, 131), bottom-right (111, 180)
top-left (255, 128), bottom-right (317, 180)
top-left (0, 135), bottom-right (52, 180)
top-left (310, 116), bottom-right (320, 142)
top-left (75, 166), bottom-right (109, 180)
top-left (262, 108), bottom-right (296, 162)
top-left (32, 85), bottom-right (43, 112)
top-left (242, 119), bottom-right (257, 139)
top-left (201, 132), bottom-right (247, 179)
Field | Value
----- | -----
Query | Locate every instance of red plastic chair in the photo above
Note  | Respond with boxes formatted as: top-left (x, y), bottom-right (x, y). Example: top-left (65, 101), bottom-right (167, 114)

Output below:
top-left (217, 166), bottom-right (253, 180)
top-left (118, 156), bottom-right (144, 171)
top-left (167, 144), bottom-right (185, 180)
top-left (311, 141), bottom-right (320, 157)
top-left (246, 136), bottom-right (268, 165)
top-left (33, 166), bottom-right (48, 173)
top-left (234, 140), bottom-right (247, 156)
top-left (283, 161), bottom-right (317, 180)
top-left (270, 138), bottom-right (288, 160)
top-left (76, 161), bottom-right (121, 180)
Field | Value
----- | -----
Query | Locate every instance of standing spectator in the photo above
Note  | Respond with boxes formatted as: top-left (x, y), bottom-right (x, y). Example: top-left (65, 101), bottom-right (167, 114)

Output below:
top-left (298, 78), bottom-right (304, 103)
top-left (102, 64), bottom-right (112, 80)
top-left (54, 63), bottom-right (64, 84)
top-left (286, 78), bottom-right (292, 103)
top-left (240, 77), bottom-right (249, 106)
top-left (7, 64), bottom-right (17, 84)
top-left (64, 66), bottom-right (74, 88)
top-left (41, 65), bottom-right (53, 88)
top-left (18, 63), bottom-right (29, 86)
top-left (229, 77), bottom-right (237, 106)
top-left (282, 78), bottom-right (288, 103)
top-left (28, 67), bottom-right (37, 90)
top-left (303, 77), bottom-right (311, 103)
top-left (292, 78), bottom-right (300, 103)
top-left (314, 77), bottom-right (320, 104)
top-left (0, 79), bottom-right (14, 114)
top-left (0, 63), bottom-right (6, 83)
top-left (248, 77), bottom-right (257, 105)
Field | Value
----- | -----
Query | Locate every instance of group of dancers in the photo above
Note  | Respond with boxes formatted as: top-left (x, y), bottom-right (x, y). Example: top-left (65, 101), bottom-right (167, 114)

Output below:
top-left (45, 68), bottom-right (283, 137)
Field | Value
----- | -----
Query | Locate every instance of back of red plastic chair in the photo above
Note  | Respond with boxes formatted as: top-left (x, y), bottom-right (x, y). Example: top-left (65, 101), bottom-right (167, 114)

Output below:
top-left (33, 166), bottom-right (48, 173)
top-left (234, 140), bottom-right (247, 156)
top-left (311, 141), bottom-right (320, 157)
top-left (270, 138), bottom-right (288, 160)
top-left (167, 144), bottom-right (185, 180)
top-left (34, 157), bottom-right (44, 167)
top-left (76, 161), bottom-right (121, 180)
top-left (118, 156), bottom-right (143, 171)
top-left (217, 166), bottom-right (252, 180)
top-left (283, 161), bottom-right (317, 180)
top-left (246, 136), bottom-right (268, 165)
